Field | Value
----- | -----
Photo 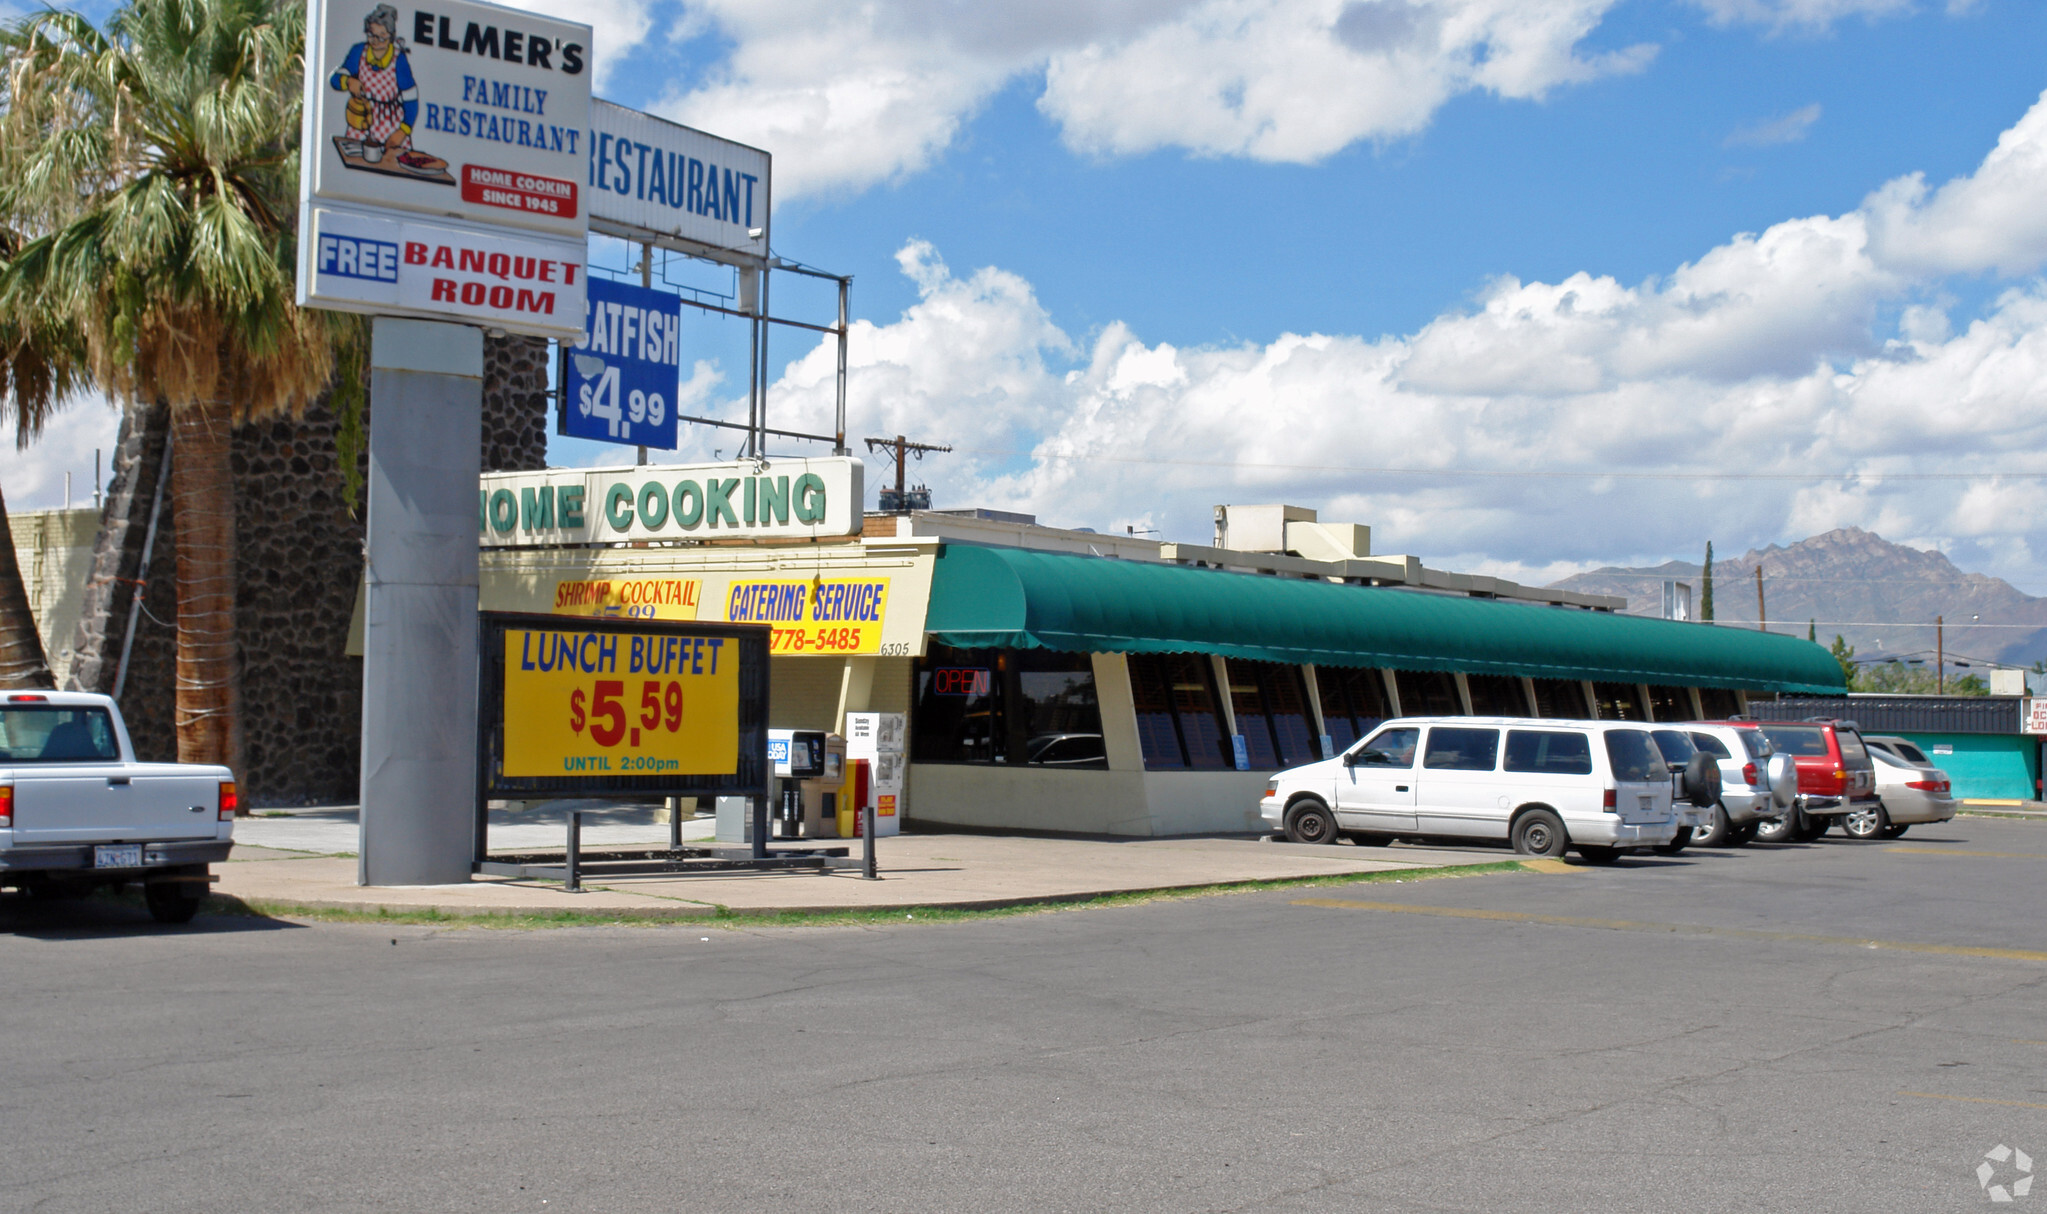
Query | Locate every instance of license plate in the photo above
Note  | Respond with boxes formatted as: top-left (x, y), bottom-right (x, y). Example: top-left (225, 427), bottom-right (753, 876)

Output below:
top-left (95, 844), bottom-right (143, 869)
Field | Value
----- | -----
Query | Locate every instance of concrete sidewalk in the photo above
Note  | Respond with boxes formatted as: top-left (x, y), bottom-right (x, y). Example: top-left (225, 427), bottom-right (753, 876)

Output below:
top-left (219, 810), bottom-right (1519, 918)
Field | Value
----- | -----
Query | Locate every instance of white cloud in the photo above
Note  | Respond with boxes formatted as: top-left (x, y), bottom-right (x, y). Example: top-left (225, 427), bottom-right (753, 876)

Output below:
top-left (1724, 102), bottom-right (1821, 147)
top-left (747, 89), bottom-right (2047, 588)
top-left (1864, 89), bottom-right (2047, 277)
top-left (656, 0), bottom-right (1976, 197)
top-left (0, 393), bottom-right (123, 514)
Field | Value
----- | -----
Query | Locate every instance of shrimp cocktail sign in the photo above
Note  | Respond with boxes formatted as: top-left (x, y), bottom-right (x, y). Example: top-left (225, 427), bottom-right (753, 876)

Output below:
top-left (296, 0), bottom-right (593, 338)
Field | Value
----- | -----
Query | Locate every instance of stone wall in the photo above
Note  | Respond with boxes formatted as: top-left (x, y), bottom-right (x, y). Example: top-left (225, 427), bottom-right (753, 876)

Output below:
top-left (483, 333), bottom-right (549, 472)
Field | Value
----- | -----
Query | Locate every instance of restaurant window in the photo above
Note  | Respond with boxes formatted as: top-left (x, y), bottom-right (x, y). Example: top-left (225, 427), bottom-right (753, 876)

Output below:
top-left (1395, 669), bottom-right (1462, 716)
top-left (1127, 653), bottom-right (1232, 770)
top-left (912, 643), bottom-right (1105, 767)
top-left (1224, 659), bottom-right (1317, 769)
top-left (1465, 674), bottom-right (1531, 717)
top-left (1316, 666), bottom-right (1389, 753)
top-left (1645, 685), bottom-right (1693, 722)
top-left (1697, 687), bottom-right (1742, 719)
top-left (1529, 678), bottom-right (1591, 719)
top-left (1593, 681), bottom-right (1649, 721)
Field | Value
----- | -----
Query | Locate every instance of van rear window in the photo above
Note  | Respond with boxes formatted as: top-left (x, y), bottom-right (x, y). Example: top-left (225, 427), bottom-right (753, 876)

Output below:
top-left (1604, 730), bottom-right (1664, 783)
top-left (1504, 731), bottom-right (1592, 775)
top-left (0, 707), bottom-right (119, 763)
top-left (1759, 725), bottom-right (1829, 757)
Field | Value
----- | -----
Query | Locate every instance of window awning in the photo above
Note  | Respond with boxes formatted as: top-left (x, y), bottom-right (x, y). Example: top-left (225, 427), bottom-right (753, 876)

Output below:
top-left (923, 543), bottom-right (1846, 695)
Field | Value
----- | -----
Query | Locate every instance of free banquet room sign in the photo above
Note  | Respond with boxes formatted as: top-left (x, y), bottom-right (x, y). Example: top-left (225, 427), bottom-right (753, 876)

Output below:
top-left (300, 0), bottom-right (592, 241)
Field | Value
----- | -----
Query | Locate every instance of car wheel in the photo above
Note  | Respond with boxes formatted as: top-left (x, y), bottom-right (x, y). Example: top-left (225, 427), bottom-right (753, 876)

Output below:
top-left (1879, 824), bottom-right (1910, 839)
top-left (1511, 809), bottom-right (1569, 858)
top-left (1752, 811), bottom-right (1795, 843)
top-left (1654, 827), bottom-right (1693, 855)
top-left (1842, 803), bottom-right (1890, 840)
top-left (1283, 799), bottom-right (1338, 846)
top-left (144, 882), bottom-right (204, 925)
top-left (1575, 845), bottom-right (1621, 864)
top-left (1690, 804), bottom-right (1729, 847)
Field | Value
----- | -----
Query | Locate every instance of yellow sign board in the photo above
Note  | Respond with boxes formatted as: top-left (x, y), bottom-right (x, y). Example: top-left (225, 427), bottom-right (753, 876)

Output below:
top-left (551, 577), bottom-right (703, 621)
top-left (501, 626), bottom-right (738, 778)
top-left (724, 577), bottom-right (891, 655)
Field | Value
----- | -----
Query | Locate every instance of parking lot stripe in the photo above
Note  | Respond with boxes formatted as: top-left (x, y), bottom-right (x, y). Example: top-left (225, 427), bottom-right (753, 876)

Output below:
top-left (1899, 1091), bottom-right (2047, 1111)
top-left (1290, 898), bottom-right (2047, 963)
top-left (1889, 847), bottom-right (2047, 860)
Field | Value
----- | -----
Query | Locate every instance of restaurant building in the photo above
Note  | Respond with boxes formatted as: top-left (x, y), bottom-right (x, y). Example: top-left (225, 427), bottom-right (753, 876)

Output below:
top-left (475, 468), bottom-right (1846, 836)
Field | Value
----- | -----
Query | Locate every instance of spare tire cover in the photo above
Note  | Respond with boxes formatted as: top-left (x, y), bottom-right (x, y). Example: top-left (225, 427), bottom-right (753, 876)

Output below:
top-left (1766, 753), bottom-right (1798, 810)
top-left (1684, 751), bottom-right (1723, 805)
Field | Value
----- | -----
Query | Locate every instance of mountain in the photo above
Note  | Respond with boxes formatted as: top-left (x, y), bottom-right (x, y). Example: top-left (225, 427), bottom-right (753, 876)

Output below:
top-left (1547, 527), bottom-right (2047, 671)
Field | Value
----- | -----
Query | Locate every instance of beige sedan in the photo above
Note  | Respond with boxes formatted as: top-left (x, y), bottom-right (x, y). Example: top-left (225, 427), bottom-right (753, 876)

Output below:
top-left (1843, 736), bottom-right (1956, 839)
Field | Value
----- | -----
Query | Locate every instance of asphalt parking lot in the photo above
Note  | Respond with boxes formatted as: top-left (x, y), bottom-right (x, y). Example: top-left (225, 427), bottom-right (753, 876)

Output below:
top-left (4, 817), bottom-right (2044, 1212)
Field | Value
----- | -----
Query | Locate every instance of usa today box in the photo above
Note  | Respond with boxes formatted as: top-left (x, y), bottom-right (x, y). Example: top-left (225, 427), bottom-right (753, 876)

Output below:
top-left (480, 457), bottom-right (865, 544)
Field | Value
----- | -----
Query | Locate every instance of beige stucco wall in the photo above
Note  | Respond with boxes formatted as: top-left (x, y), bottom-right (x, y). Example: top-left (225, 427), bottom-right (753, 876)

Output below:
top-left (908, 764), bottom-right (1154, 835)
top-left (9, 508), bottom-right (98, 686)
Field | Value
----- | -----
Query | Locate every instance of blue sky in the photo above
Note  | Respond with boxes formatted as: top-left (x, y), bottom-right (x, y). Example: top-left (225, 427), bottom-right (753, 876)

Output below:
top-left (14, 0), bottom-right (2047, 593)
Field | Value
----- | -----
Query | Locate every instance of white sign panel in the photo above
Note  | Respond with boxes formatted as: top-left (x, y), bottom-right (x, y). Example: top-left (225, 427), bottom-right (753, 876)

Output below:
top-left (2027, 698), bottom-right (2047, 736)
top-left (478, 457), bottom-right (864, 543)
top-left (301, 0), bottom-right (593, 239)
top-left (302, 205), bottom-right (586, 338)
top-left (588, 100), bottom-right (770, 262)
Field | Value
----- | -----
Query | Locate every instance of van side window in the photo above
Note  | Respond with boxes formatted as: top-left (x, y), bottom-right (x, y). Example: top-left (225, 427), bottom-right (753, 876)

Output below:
top-left (1604, 730), bottom-right (1664, 783)
top-left (1503, 730), bottom-right (1592, 775)
top-left (1354, 727), bottom-right (1418, 768)
top-left (1423, 727), bottom-right (1500, 772)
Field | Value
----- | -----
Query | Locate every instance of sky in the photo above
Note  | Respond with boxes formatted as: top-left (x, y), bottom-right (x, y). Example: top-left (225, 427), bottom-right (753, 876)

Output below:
top-left (11, 0), bottom-right (2047, 594)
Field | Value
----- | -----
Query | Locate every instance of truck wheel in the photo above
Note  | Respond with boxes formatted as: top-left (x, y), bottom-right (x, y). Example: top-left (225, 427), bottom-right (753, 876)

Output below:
top-left (1653, 827), bottom-right (1693, 855)
top-left (144, 882), bottom-right (204, 925)
top-left (1726, 821), bottom-right (1759, 847)
top-left (1511, 809), bottom-right (1568, 858)
top-left (1283, 799), bottom-right (1338, 845)
top-left (1794, 813), bottom-right (1831, 842)
top-left (1690, 804), bottom-right (1729, 847)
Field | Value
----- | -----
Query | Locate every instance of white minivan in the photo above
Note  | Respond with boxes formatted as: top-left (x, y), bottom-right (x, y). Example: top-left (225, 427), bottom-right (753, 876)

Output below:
top-left (1258, 716), bottom-right (1684, 862)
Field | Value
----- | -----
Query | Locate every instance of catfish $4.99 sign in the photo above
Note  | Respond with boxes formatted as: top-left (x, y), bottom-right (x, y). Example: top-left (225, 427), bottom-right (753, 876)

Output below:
top-left (560, 275), bottom-right (682, 450)
top-left (500, 624), bottom-right (736, 777)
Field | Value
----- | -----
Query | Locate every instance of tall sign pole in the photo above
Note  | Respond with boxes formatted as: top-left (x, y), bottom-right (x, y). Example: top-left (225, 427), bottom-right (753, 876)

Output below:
top-left (296, 0), bottom-right (592, 884)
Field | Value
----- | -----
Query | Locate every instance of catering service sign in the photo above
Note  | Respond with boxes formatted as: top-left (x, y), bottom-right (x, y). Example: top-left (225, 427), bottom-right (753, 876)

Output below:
top-left (300, 0), bottom-right (592, 240)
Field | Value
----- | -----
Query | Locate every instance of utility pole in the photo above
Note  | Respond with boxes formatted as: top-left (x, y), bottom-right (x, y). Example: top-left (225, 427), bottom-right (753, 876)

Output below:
top-left (863, 434), bottom-right (952, 511)
top-left (1938, 615), bottom-right (1945, 694)
top-left (1755, 566), bottom-right (1766, 633)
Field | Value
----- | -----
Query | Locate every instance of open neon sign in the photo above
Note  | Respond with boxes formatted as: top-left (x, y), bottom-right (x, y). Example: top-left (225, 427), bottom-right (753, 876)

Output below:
top-left (931, 667), bottom-right (991, 696)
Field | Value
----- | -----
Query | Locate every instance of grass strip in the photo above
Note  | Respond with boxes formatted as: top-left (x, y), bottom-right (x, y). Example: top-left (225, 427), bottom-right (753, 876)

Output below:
top-left (213, 860), bottom-right (1529, 931)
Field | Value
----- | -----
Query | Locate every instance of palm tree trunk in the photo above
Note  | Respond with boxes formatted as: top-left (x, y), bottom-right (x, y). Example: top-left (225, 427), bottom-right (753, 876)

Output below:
top-left (170, 396), bottom-right (242, 786)
top-left (0, 479), bottom-right (54, 689)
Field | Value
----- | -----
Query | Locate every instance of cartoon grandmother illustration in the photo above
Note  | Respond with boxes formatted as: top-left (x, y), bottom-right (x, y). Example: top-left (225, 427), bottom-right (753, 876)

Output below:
top-left (328, 3), bottom-right (451, 182)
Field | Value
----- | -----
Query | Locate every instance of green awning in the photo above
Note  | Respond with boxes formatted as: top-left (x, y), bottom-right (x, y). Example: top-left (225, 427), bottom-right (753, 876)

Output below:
top-left (923, 543), bottom-right (1846, 695)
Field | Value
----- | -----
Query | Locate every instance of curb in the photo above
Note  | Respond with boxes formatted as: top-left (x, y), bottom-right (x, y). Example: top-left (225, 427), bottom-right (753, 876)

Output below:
top-left (215, 860), bottom-right (1527, 924)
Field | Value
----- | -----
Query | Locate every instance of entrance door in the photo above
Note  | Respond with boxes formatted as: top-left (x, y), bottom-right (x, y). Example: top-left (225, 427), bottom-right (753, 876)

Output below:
top-left (1335, 726), bottom-right (1419, 832)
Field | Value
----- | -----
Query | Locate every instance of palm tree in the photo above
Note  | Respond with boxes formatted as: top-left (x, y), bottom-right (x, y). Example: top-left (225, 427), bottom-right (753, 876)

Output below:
top-left (0, 0), bottom-right (360, 775)
top-left (0, 256), bottom-right (88, 688)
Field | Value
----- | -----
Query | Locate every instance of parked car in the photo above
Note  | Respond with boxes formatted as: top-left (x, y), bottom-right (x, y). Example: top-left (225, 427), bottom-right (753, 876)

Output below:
top-left (1259, 717), bottom-right (1683, 863)
top-left (0, 691), bottom-right (234, 923)
top-left (1711, 718), bottom-right (1876, 843)
top-left (1649, 728), bottom-right (1724, 853)
top-left (1845, 736), bottom-right (1955, 839)
top-left (1683, 723), bottom-right (1792, 846)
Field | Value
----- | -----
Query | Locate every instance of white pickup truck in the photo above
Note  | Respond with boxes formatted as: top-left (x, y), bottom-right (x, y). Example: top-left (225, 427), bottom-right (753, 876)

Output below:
top-left (0, 691), bottom-right (235, 923)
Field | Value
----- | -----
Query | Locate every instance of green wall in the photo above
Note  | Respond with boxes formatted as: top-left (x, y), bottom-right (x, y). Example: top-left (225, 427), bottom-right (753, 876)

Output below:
top-left (1895, 732), bottom-right (2039, 801)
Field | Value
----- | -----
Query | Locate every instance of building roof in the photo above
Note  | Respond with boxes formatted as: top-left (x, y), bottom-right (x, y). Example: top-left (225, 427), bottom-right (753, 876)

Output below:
top-left (924, 542), bottom-right (1847, 694)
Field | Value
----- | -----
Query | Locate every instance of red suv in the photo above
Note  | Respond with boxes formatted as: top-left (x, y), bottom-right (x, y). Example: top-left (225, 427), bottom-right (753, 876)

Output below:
top-left (1704, 718), bottom-right (1876, 841)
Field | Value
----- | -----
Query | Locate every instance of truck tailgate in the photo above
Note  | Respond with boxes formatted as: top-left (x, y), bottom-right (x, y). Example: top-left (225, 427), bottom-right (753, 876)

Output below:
top-left (12, 765), bottom-right (221, 843)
